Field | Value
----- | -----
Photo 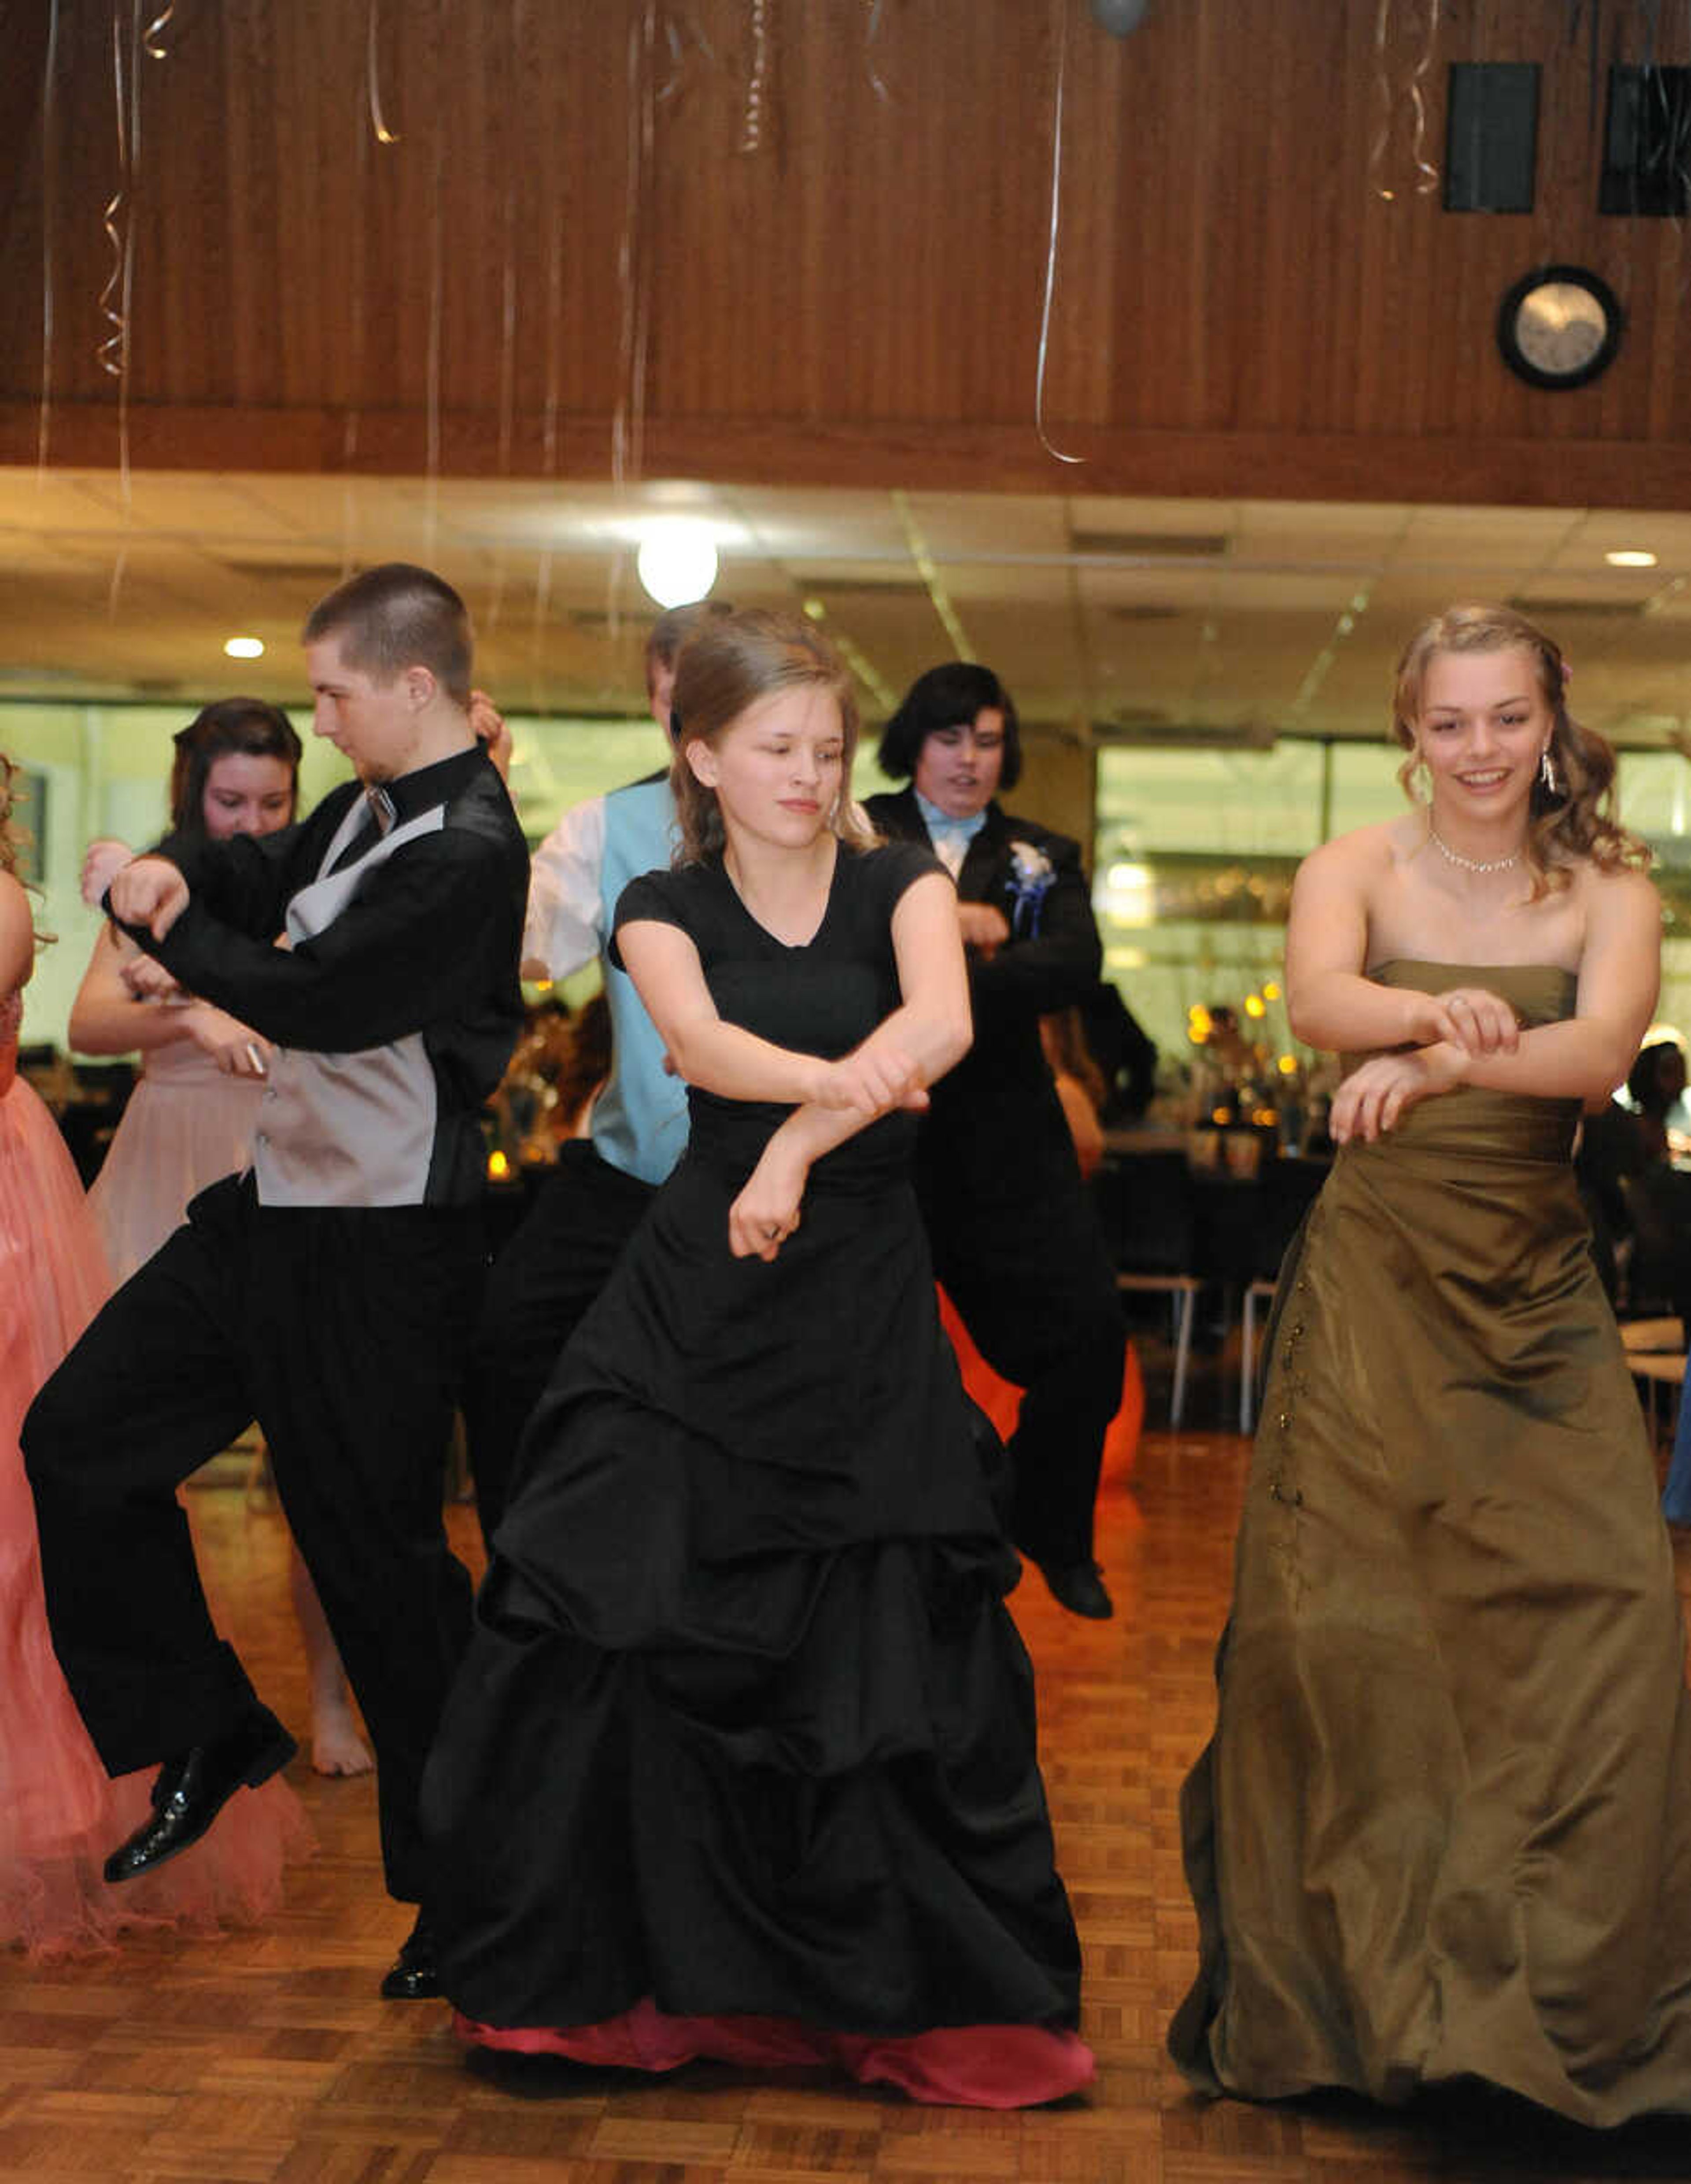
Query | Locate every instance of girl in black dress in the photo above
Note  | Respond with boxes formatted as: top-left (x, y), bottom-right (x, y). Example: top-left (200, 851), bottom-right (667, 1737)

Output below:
top-left (422, 609), bottom-right (1091, 2107)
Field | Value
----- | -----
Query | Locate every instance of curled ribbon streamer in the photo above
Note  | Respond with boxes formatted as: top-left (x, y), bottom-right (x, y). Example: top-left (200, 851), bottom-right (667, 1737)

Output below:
top-left (341, 76), bottom-right (369, 491)
top-left (1034, 0), bottom-right (1084, 465)
top-left (368, 0), bottom-right (400, 144)
top-left (142, 3), bottom-right (173, 57)
top-left (96, 3), bottom-right (132, 382)
top-left (496, 0), bottom-right (522, 474)
top-left (530, 549), bottom-right (554, 713)
top-left (866, 0), bottom-right (890, 103)
top-left (613, 2), bottom-right (657, 489)
top-left (1368, 0), bottom-right (1395, 199)
top-left (424, 126), bottom-right (444, 558)
top-left (740, 0), bottom-right (768, 152)
top-left (37, 0), bottom-right (60, 476)
top-left (656, 15), bottom-right (685, 103)
top-left (1408, 0), bottom-right (1442, 196)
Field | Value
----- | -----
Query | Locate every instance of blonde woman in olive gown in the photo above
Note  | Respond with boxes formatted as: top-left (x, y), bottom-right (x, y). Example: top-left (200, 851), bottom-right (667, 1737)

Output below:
top-left (1169, 604), bottom-right (1691, 2128)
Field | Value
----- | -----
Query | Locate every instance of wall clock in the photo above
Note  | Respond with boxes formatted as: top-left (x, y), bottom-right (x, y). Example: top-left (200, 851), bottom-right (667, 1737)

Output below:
top-left (1496, 265), bottom-right (1622, 390)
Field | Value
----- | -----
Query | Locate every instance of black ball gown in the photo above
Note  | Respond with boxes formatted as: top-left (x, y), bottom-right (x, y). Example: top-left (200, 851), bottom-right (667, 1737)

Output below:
top-left (422, 840), bottom-right (1091, 2107)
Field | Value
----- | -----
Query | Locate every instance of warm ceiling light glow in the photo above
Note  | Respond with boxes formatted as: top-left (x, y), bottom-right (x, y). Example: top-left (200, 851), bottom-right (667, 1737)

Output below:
top-left (635, 523), bottom-right (719, 609)
top-left (1606, 550), bottom-right (1658, 568)
top-left (223, 635), bottom-right (265, 660)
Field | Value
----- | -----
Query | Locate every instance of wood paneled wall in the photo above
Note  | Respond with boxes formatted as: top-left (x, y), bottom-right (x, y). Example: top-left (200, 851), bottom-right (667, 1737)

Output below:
top-left (3, 0), bottom-right (1689, 503)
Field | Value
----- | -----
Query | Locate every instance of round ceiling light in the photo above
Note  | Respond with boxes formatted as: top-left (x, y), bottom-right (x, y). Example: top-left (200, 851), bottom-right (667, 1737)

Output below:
top-left (636, 524), bottom-right (719, 609)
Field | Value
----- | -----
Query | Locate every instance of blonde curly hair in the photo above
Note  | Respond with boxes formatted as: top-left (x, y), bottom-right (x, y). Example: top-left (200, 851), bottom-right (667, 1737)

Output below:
top-left (1391, 603), bottom-right (1650, 897)
top-left (0, 755), bottom-right (53, 941)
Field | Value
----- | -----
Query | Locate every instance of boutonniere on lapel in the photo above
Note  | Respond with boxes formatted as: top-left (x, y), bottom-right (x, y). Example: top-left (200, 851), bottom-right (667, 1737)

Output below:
top-left (1004, 840), bottom-right (1056, 937)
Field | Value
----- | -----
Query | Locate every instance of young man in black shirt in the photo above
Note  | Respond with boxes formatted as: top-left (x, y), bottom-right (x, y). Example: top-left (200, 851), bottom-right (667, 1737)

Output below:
top-left (24, 563), bottom-right (528, 1997)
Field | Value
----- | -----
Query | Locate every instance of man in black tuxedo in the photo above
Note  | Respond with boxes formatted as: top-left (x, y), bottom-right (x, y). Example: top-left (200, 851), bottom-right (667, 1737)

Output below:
top-left (865, 664), bottom-right (1126, 1619)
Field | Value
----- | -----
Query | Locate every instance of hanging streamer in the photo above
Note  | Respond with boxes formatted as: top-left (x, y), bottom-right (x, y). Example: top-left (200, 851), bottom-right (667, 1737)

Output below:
top-left (740, 0), bottom-right (769, 152)
top-left (1034, 0), bottom-right (1084, 465)
top-left (865, 0), bottom-right (891, 103)
top-left (99, 0), bottom-right (160, 616)
top-left (424, 125), bottom-right (444, 560)
top-left (368, 0), bottom-right (401, 144)
top-left (1368, 0), bottom-right (1396, 199)
top-left (96, 6), bottom-right (132, 384)
top-left (142, 3), bottom-right (173, 57)
top-left (612, 2), bottom-right (657, 492)
top-left (340, 61), bottom-right (372, 578)
top-left (1407, 0), bottom-right (1443, 196)
top-left (37, 0), bottom-right (60, 478)
top-left (657, 14), bottom-right (686, 103)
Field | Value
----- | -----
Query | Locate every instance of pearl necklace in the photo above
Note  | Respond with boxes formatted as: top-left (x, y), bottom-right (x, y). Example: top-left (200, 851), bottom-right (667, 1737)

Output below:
top-left (1427, 822), bottom-right (1519, 875)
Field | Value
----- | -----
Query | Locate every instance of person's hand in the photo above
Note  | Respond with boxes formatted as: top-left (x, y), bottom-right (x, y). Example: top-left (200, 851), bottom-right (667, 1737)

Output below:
top-left (808, 1041), bottom-right (926, 1118)
top-left (108, 856), bottom-right (189, 940)
top-left (182, 1004), bottom-right (272, 1078)
top-left (1330, 1044), bottom-right (1465, 1144)
top-left (1405, 985), bottom-right (1519, 1058)
top-left (957, 902), bottom-right (1011, 956)
top-left (469, 688), bottom-right (512, 781)
top-left (728, 1142), bottom-right (809, 1262)
top-left (81, 837), bottom-right (134, 908)
top-left (120, 953), bottom-right (182, 1002)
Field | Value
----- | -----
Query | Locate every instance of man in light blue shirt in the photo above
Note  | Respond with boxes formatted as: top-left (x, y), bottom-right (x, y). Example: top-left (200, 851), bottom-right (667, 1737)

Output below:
top-left (463, 603), bottom-right (728, 1533)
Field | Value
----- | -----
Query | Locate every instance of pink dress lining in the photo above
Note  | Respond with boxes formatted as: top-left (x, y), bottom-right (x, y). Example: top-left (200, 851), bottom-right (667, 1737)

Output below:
top-left (455, 1995), bottom-right (1094, 2109)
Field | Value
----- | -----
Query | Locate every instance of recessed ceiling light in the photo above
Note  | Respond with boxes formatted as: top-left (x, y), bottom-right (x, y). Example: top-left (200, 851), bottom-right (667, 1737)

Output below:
top-left (1605, 550), bottom-right (1658, 568)
top-left (224, 635), bottom-right (265, 659)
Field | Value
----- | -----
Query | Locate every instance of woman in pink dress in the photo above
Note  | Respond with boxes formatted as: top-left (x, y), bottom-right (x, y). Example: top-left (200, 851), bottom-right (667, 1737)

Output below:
top-left (71, 701), bottom-right (373, 1779)
top-left (0, 754), bottom-right (307, 1955)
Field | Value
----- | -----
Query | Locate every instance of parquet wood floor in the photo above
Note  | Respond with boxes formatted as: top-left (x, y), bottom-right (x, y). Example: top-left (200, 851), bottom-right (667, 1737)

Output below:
top-left (7, 1410), bottom-right (1691, 2182)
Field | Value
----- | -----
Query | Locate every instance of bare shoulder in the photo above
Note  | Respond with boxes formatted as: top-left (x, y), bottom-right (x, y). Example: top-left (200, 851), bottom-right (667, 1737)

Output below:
top-left (1297, 817), bottom-right (1404, 889)
top-left (0, 868), bottom-right (31, 937)
top-left (1574, 856), bottom-right (1661, 937)
top-left (0, 870), bottom-right (34, 991)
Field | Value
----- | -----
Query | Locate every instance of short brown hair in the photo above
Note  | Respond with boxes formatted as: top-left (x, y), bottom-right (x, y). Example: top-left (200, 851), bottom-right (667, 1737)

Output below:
top-left (668, 610), bottom-right (877, 863)
top-left (644, 600), bottom-right (735, 701)
top-left (302, 563), bottom-right (473, 707)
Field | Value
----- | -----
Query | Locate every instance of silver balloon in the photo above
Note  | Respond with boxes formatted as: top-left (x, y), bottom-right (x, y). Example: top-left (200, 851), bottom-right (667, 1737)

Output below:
top-left (1089, 0), bottom-right (1150, 33)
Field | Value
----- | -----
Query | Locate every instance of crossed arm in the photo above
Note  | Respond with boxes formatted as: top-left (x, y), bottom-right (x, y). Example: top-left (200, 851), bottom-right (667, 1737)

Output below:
top-left (617, 869), bottom-right (971, 1258)
top-left (1285, 838), bottom-right (1661, 1144)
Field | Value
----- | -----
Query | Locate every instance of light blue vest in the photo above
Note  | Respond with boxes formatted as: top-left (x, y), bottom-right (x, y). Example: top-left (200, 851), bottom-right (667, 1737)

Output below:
top-left (591, 776), bottom-right (690, 1187)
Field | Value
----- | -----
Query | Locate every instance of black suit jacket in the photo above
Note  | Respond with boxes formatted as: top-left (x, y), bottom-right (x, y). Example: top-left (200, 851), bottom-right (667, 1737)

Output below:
top-left (863, 789), bottom-right (1103, 1214)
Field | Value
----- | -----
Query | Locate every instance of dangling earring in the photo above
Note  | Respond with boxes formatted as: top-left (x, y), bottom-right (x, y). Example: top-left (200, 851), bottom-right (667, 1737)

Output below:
top-left (1540, 745), bottom-right (1560, 797)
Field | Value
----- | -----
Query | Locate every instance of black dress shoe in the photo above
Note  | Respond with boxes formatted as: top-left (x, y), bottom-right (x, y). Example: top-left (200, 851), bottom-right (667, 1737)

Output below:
top-left (381, 1913), bottom-right (443, 2000)
top-left (103, 1706), bottom-right (296, 1884)
top-left (1032, 1558), bottom-right (1114, 1620)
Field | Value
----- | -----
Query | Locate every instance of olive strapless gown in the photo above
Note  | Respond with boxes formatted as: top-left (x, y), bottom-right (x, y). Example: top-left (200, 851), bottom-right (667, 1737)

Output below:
top-left (1170, 962), bottom-right (1691, 2128)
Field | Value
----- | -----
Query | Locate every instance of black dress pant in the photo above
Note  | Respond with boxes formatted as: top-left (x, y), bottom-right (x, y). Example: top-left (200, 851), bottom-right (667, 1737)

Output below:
top-left (924, 1169), bottom-right (1126, 1571)
top-left (22, 1173), bottom-right (481, 1903)
top-left (462, 1138), bottom-right (658, 1539)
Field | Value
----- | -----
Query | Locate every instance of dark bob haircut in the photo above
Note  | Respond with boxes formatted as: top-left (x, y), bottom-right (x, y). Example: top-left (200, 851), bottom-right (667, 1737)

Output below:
top-left (876, 662), bottom-right (1022, 793)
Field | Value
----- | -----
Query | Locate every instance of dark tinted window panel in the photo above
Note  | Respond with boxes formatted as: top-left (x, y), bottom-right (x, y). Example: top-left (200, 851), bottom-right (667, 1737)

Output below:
top-left (1601, 65), bottom-right (1691, 215)
top-left (1444, 63), bottom-right (1539, 213)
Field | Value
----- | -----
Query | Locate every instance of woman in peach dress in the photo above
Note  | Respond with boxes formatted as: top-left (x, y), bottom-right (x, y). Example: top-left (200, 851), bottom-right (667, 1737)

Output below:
top-left (0, 756), bottom-right (306, 1955)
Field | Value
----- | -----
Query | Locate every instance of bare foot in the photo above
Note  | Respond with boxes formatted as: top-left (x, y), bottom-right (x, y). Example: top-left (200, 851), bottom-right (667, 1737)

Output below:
top-left (311, 1707), bottom-right (375, 1778)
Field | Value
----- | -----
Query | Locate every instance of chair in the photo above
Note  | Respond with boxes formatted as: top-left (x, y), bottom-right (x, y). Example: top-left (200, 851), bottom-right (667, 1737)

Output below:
top-left (1619, 1315), bottom-right (1687, 1449)
top-left (1238, 1155), bottom-right (1331, 1433)
top-left (1095, 1149), bottom-right (1202, 1429)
